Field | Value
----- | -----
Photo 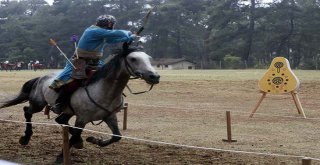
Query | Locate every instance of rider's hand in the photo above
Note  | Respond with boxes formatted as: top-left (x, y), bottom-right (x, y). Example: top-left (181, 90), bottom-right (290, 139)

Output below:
top-left (131, 34), bottom-right (141, 40)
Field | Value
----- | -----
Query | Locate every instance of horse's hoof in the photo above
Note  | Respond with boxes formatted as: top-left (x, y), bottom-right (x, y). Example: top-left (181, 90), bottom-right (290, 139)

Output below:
top-left (19, 136), bottom-right (29, 145)
top-left (86, 136), bottom-right (96, 143)
top-left (55, 154), bottom-right (63, 164)
top-left (73, 141), bottom-right (84, 149)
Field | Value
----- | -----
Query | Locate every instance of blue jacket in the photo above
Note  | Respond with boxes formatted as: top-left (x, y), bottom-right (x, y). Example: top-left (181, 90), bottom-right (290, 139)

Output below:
top-left (50, 25), bottom-right (134, 89)
top-left (77, 25), bottom-right (134, 53)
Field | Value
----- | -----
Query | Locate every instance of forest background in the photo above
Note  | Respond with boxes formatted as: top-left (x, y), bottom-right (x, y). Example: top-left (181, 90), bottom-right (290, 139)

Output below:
top-left (0, 0), bottom-right (319, 69)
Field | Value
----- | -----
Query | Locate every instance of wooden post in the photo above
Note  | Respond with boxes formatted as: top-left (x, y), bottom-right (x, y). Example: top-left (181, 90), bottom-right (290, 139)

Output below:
top-left (222, 111), bottom-right (237, 142)
top-left (44, 105), bottom-right (50, 119)
top-left (291, 91), bottom-right (302, 114)
top-left (291, 91), bottom-right (306, 118)
top-left (302, 158), bottom-right (312, 165)
top-left (249, 92), bottom-right (266, 118)
top-left (123, 103), bottom-right (128, 130)
top-left (62, 126), bottom-right (70, 165)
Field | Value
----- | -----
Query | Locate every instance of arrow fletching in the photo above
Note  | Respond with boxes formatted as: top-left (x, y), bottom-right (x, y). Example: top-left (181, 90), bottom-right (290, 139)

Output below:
top-left (49, 38), bottom-right (57, 46)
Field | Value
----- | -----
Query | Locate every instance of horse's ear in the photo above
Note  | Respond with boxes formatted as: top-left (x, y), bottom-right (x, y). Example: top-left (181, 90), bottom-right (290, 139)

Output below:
top-left (123, 42), bottom-right (129, 51)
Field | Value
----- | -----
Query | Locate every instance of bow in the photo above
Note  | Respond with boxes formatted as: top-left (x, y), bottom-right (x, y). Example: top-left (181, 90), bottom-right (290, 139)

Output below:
top-left (128, 6), bottom-right (157, 46)
top-left (136, 5), bottom-right (157, 35)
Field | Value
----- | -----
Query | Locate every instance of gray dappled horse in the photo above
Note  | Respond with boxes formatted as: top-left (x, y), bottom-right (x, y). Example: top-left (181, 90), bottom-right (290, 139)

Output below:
top-left (0, 44), bottom-right (160, 162)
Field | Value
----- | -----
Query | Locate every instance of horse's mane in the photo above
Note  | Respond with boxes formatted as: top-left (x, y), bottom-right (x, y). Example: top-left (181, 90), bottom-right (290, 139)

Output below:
top-left (86, 47), bottom-right (139, 85)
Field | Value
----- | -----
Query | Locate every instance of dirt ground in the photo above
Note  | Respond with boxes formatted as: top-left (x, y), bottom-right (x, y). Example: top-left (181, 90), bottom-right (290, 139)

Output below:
top-left (0, 70), bottom-right (320, 165)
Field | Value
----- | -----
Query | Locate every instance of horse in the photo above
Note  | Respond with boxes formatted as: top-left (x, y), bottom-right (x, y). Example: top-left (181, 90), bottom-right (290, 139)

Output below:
top-left (0, 44), bottom-right (160, 163)
top-left (0, 62), bottom-right (16, 71)
top-left (32, 63), bottom-right (45, 71)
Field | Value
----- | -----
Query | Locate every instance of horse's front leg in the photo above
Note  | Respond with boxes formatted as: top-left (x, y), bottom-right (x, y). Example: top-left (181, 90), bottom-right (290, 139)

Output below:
top-left (86, 114), bottom-right (121, 147)
top-left (55, 114), bottom-right (84, 149)
top-left (56, 118), bottom-right (87, 164)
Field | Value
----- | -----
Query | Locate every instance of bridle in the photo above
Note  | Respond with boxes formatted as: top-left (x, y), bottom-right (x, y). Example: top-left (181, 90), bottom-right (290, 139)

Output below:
top-left (123, 51), bottom-right (154, 95)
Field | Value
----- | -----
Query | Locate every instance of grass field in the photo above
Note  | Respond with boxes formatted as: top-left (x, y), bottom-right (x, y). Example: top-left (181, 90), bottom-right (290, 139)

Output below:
top-left (0, 69), bottom-right (320, 164)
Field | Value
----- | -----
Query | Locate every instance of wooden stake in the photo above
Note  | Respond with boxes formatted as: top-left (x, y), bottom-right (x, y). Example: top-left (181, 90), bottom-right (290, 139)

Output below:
top-left (291, 91), bottom-right (306, 118)
top-left (62, 126), bottom-right (70, 165)
top-left (249, 92), bottom-right (267, 118)
top-left (123, 103), bottom-right (128, 130)
top-left (291, 91), bottom-right (302, 114)
top-left (44, 105), bottom-right (50, 119)
top-left (302, 158), bottom-right (312, 165)
top-left (222, 111), bottom-right (237, 142)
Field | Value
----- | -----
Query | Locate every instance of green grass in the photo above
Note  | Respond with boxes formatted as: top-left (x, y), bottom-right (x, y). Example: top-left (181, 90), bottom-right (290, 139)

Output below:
top-left (157, 69), bottom-right (320, 81)
top-left (1, 69), bottom-right (319, 84)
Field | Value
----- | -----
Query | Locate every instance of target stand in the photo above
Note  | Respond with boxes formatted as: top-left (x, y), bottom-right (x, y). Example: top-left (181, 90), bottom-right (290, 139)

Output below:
top-left (249, 57), bottom-right (306, 118)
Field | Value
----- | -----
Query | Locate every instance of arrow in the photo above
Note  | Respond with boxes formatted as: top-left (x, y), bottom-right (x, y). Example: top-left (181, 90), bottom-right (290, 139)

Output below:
top-left (49, 38), bottom-right (76, 69)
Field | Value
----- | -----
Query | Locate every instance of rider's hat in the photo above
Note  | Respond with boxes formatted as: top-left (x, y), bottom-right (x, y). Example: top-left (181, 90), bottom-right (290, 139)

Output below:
top-left (96, 15), bottom-right (116, 29)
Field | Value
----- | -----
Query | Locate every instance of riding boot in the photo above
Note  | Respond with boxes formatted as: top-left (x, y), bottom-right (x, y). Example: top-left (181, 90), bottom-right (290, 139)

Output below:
top-left (51, 86), bottom-right (71, 114)
top-left (51, 79), bottom-right (83, 114)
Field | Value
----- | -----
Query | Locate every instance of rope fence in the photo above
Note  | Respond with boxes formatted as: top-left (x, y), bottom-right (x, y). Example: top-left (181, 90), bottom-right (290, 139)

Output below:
top-left (0, 101), bottom-right (319, 164)
top-left (0, 117), bottom-right (319, 164)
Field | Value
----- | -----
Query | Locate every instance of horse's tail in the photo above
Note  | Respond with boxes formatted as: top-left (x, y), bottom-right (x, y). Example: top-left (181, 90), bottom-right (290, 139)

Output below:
top-left (0, 77), bottom-right (40, 109)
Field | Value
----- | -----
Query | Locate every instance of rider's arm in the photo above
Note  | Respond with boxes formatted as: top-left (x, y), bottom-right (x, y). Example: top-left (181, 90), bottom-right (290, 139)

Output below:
top-left (98, 29), bottom-right (136, 43)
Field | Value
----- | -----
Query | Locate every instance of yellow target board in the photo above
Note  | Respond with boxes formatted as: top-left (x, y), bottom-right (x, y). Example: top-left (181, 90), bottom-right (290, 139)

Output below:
top-left (250, 57), bottom-right (306, 118)
top-left (259, 57), bottom-right (300, 94)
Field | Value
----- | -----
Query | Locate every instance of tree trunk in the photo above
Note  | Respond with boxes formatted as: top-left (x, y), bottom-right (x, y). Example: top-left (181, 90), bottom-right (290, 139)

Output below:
top-left (242, 0), bottom-right (255, 69)
top-left (176, 30), bottom-right (182, 58)
top-left (276, 0), bottom-right (295, 56)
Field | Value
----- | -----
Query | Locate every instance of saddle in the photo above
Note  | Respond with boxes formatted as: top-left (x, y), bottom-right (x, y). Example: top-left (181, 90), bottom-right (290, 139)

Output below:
top-left (71, 58), bottom-right (99, 80)
top-left (72, 58), bottom-right (88, 79)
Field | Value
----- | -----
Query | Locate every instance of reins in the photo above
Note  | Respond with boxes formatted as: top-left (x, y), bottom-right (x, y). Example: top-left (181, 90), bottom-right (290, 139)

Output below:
top-left (126, 83), bottom-right (154, 95)
top-left (84, 86), bottom-right (124, 125)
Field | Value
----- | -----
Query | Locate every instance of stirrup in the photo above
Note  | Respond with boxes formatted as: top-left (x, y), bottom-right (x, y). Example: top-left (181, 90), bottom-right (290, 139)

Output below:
top-left (51, 103), bottom-right (63, 114)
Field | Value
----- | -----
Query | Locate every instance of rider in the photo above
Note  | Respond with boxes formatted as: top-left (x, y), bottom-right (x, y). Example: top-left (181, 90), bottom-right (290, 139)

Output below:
top-left (49, 15), bottom-right (138, 114)
top-left (4, 60), bottom-right (9, 64)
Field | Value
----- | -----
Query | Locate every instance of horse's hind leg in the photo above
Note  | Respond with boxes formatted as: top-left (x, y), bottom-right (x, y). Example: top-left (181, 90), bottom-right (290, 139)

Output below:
top-left (86, 115), bottom-right (121, 147)
top-left (19, 104), bottom-right (45, 145)
top-left (19, 106), bottom-right (33, 145)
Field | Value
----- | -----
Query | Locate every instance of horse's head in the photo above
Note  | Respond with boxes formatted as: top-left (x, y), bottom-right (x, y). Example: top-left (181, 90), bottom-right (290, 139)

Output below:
top-left (122, 47), bottom-right (160, 85)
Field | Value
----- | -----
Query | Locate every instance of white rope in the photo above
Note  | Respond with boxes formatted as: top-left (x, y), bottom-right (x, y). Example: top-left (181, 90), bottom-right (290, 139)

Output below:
top-left (0, 118), bottom-right (320, 161)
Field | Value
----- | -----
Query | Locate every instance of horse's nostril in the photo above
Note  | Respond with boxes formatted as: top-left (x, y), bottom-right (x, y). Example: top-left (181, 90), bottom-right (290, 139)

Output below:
top-left (149, 74), bottom-right (160, 80)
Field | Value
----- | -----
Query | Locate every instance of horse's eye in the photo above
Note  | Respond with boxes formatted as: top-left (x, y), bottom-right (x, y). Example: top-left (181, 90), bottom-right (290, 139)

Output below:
top-left (130, 58), bottom-right (137, 63)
